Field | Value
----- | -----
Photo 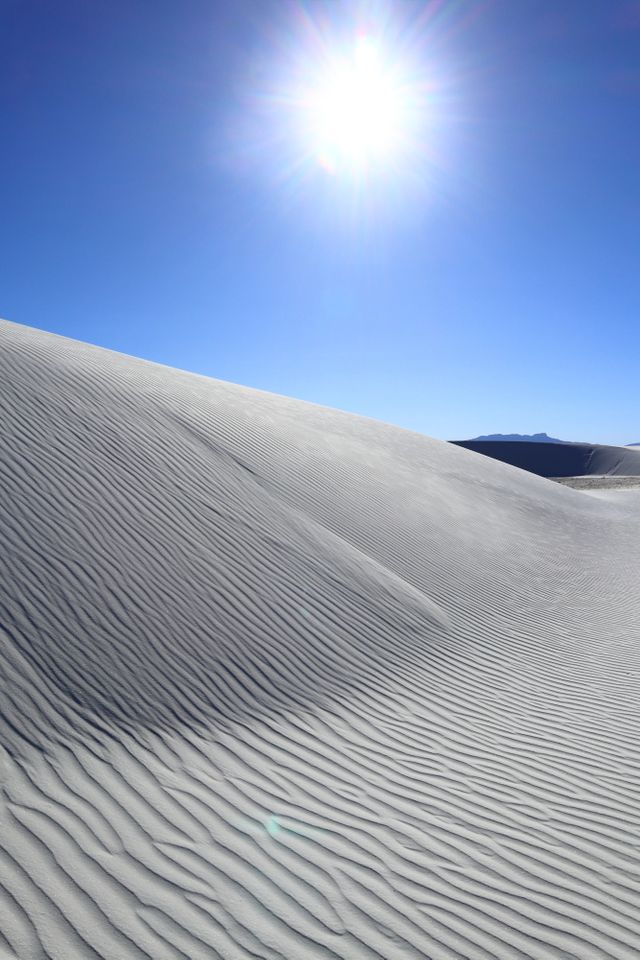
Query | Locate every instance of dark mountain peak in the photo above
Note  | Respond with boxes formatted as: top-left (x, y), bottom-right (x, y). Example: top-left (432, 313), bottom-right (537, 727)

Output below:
top-left (470, 432), bottom-right (566, 444)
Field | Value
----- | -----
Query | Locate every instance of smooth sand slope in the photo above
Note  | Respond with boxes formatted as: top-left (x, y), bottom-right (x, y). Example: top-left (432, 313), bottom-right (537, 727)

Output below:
top-left (1, 319), bottom-right (640, 960)
top-left (450, 439), bottom-right (640, 479)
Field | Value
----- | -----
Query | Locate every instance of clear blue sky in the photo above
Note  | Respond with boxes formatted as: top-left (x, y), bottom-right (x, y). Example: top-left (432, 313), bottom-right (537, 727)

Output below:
top-left (1, 1), bottom-right (638, 444)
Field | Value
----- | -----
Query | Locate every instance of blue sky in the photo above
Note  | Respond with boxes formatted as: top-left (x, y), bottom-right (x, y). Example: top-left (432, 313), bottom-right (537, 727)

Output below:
top-left (1, 0), bottom-right (638, 444)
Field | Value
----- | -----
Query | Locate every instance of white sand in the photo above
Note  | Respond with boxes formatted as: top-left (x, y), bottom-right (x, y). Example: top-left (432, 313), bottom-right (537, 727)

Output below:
top-left (551, 477), bottom-right (640, 490)
top-left (1, 318), bottom-right (639, 960)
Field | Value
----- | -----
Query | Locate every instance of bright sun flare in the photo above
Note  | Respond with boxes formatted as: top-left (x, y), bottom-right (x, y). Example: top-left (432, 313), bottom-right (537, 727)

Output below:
top-left (305, 36), bottom-right (410, 173)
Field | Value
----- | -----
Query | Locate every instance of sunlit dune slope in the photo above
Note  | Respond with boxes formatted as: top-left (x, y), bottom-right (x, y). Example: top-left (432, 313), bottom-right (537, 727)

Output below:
top-left (1, 319), bottom-right (640, 960)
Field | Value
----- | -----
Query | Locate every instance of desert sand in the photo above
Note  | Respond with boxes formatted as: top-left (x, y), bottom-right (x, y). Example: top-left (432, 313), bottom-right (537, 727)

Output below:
top-left (452, 439), bottom-right (640, 479)
top-left (551, 477), bottom-right (640, 491)
top-left (1, 318), bottom-right (640, 960)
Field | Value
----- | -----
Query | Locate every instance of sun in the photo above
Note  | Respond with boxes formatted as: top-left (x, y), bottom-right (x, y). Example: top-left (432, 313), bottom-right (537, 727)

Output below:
top-left (303, 36), bottom-right (412, 173)
top-left (253, 15), bottom-right (436, 196)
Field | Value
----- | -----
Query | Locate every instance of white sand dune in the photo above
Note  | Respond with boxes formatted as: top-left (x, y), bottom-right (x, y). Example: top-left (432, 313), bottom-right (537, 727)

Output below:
top-left (1, 318), bottom-right (640, 960)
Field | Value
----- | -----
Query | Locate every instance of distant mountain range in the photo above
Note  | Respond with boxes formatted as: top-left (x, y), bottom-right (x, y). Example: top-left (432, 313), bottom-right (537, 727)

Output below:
top-left (470, 432), bottom-right (566, 444)
top-left (470, 433), bottom-right (640, 446)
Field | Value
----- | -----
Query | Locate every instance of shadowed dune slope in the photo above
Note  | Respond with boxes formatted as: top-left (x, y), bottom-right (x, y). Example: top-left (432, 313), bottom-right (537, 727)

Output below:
top-left (452, 439), bottom-right (640, 478)
top-left (1, 318), bottom-right (640, 960)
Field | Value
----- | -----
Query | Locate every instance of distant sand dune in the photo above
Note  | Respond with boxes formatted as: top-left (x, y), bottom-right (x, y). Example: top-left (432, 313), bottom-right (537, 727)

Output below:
top-left (451, 439), bottom-right (640, 478)
top-left (1, 319), bottom-right (639, 959)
